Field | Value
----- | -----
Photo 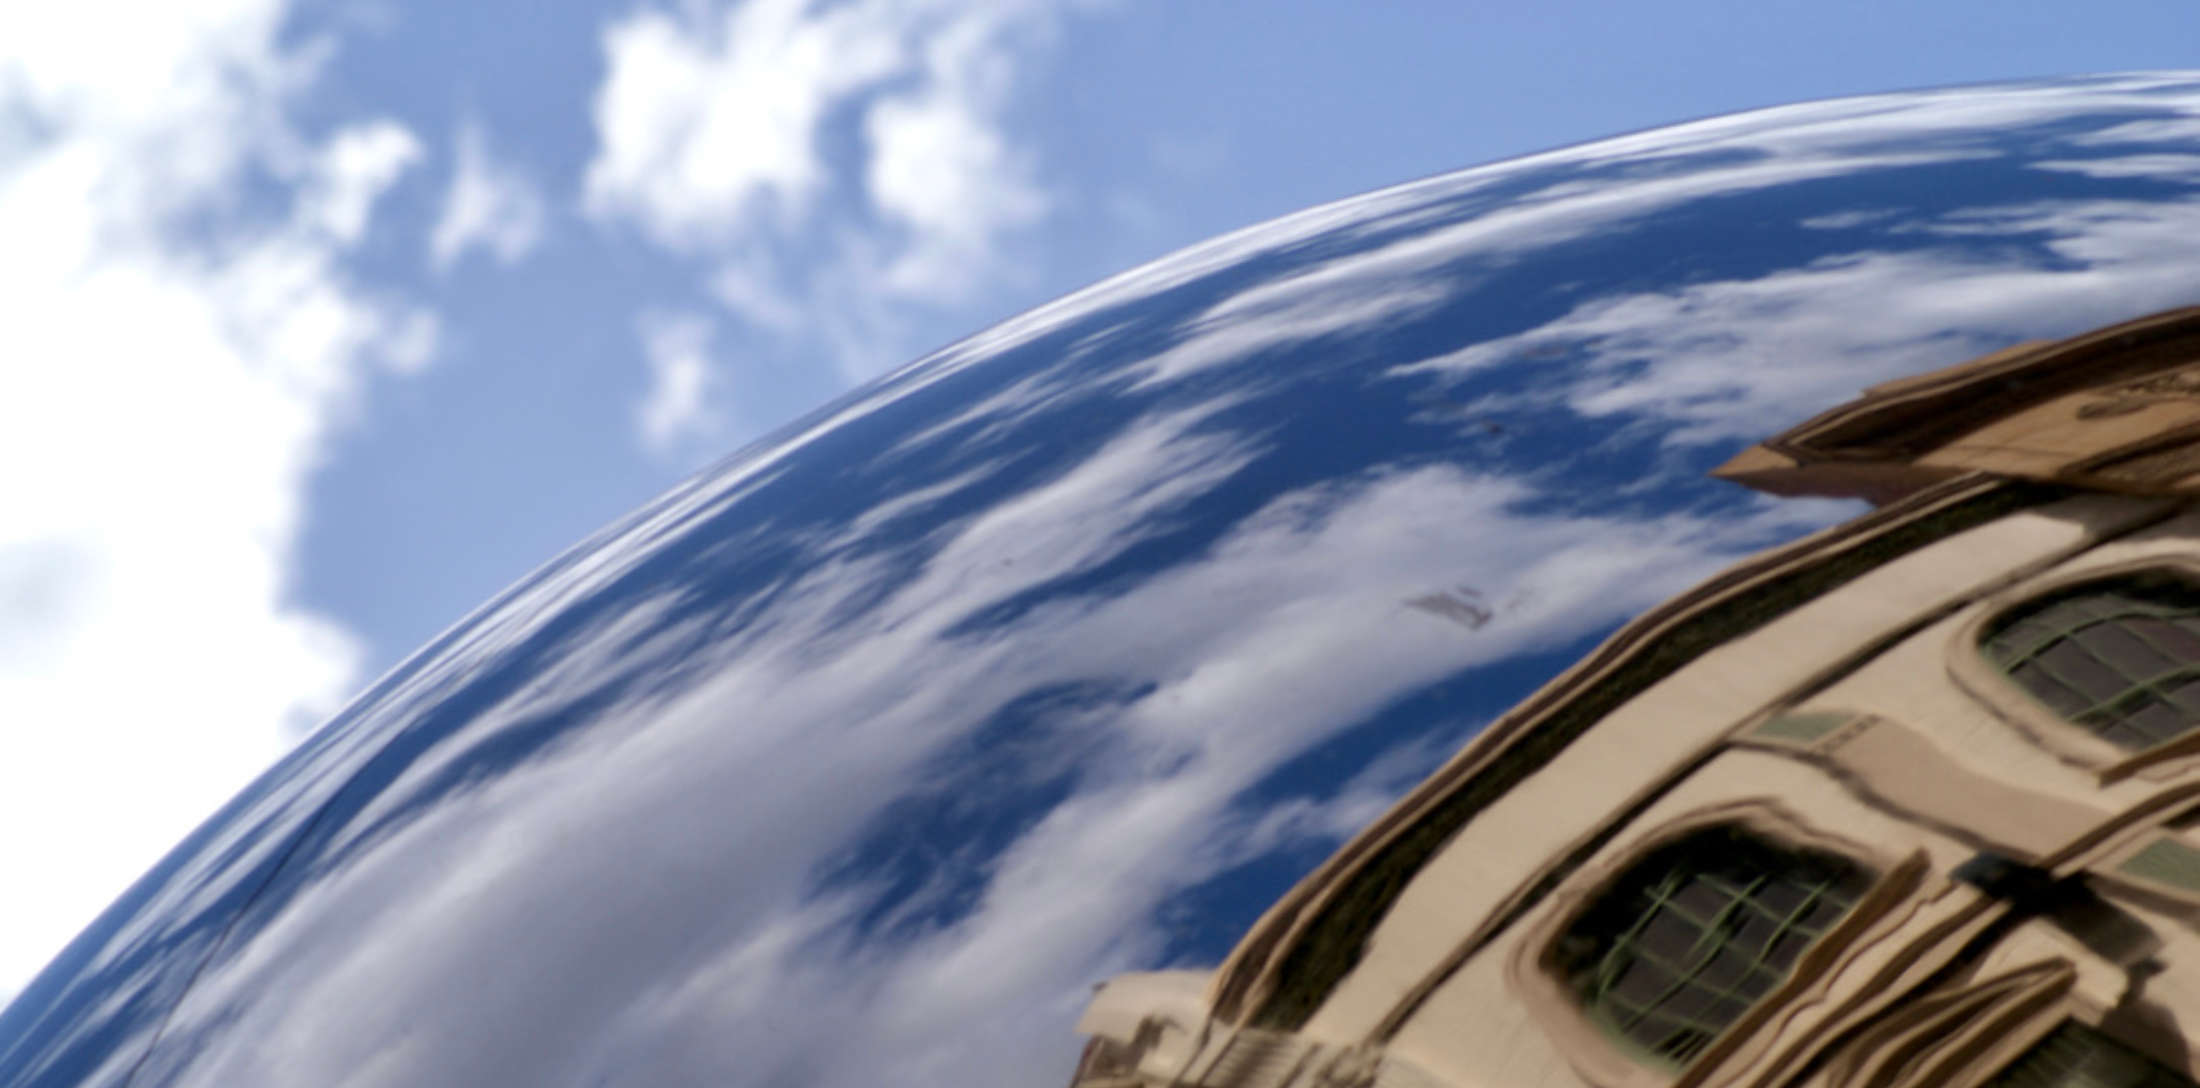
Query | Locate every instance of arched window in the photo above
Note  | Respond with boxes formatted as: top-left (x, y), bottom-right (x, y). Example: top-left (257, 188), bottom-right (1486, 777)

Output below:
top-left (1980, 571), bottom-right (2200, 752)
top-left (1549, 825), bottom-right (1873, 1067)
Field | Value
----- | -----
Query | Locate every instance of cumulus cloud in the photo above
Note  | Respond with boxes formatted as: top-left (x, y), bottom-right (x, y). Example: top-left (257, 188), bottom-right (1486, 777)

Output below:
top-left (429, 119), bottom-right (547, 272)
top-left (583, 0), bottom-right (905, 245)
top-left (0, 0), bottom-right (426, 993)
top-left (862, 57), bottom-right (1049, 301)
top-left (584, 0), bottom-right (1071, 398)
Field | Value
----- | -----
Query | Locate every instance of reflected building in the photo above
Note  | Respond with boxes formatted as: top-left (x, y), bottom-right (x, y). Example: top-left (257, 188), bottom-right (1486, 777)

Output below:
top-left (12, 74), bottom-right (2200, 1088)
top-left (1072, 305), bottom-right (2200, 1088)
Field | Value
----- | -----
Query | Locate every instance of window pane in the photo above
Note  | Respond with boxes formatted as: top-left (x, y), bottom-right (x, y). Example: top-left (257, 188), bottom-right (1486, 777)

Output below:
top-left (1982, 574), bottom-right (2200, 751)
top-left (1551, 826), bottom-right (1872, 1067)
top-left (1986, 1021), bottom-right (2197, 1088)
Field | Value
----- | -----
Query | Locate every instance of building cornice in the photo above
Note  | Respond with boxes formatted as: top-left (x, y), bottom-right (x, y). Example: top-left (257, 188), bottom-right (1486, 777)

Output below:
top-left (1717, 305), bottom-right (2200, 502)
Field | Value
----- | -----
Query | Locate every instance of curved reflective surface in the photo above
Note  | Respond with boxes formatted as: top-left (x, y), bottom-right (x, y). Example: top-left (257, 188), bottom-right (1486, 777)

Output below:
top-left (9, 73), bottom-right (2200, 1088)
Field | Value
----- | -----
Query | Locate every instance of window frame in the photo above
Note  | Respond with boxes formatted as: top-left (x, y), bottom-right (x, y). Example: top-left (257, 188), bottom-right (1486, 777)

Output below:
top-left (1950, 557), bottom-right (2200, 784)
top-left (1508, 800), bottom-right (1927, 1088)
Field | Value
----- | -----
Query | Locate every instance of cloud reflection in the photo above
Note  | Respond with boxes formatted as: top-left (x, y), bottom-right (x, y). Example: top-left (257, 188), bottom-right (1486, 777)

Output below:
top-left (11, 73), bottom-right (2200, 1088)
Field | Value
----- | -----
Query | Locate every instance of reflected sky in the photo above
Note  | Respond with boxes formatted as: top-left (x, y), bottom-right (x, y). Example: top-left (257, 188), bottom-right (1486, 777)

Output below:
top-left (9, 73), bottom-right (2200, 1087)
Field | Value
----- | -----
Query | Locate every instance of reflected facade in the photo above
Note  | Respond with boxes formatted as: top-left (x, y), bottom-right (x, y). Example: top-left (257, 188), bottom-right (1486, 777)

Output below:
top-left (1073, 306), bottom-right (2200, 1087)
top-left (9, 73), bottom-right (2200, 1087)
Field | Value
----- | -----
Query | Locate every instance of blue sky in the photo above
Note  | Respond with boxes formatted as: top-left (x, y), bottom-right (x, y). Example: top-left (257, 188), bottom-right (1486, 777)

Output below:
top-left (0, 0), bottom-right (2194, 1003)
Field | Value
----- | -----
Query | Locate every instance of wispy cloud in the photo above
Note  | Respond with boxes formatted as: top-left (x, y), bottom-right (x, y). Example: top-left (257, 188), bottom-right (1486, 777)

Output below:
top-left (583, 0), bottom-right (1078, 398)
top-left (0, 0), bottom-right (427, 992)
top-left (429, 119), bottom-right (547, 272)
top-left (126, 360), bottom-right (1837, 1082)
top-left (635, 310), bottom-right (728, 457)
top-left (302, 123), bottom-right (422, 246)
top-left (1399, 195), bottom-right (2200, 445)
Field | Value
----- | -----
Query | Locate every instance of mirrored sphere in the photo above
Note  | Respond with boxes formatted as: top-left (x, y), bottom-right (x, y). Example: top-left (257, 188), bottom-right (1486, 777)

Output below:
top-left (7, 72), bottom-right (2200, 1088)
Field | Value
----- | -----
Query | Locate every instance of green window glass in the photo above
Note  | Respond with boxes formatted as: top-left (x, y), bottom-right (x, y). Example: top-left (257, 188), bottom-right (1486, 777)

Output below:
top-left (1986, 1020), bottom-right (2197, 1088)
top-left (1981, 573), bottom-right (2200, 751)
top-left (1551, 826), bottom-right (1872, 1068)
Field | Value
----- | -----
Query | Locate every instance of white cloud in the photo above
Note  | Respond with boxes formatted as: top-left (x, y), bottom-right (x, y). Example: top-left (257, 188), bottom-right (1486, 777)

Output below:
top-left (118, 356), bottom-right (1841, 1083)
top-left (865, 88), bottom-right (1046, 300)
top-left (2032, 153), bottom-right (2200, 182)
top-left (584, 0), bottom-right (1073, 384)
top-left (2066, 117), bottom-right (2200, 145)
top-left (0, 0), bottom-right (427, 995)
top-left (302, 122), bottom-right (421, 246)
top-left (429, 119), bottom-right (546, 272)
top-left (583, 0), bottom-right (904, 247)
top-left (635, 311), bottom-right (728, 456)
top-left (862, 9), bottom-right (1050, 302)
top-left (710, 254), bottom-right (805, 335)
top-left (1398, 195), bottom-right (2200, 446)
top-left (1127, 261), bottom-right (1453, 389)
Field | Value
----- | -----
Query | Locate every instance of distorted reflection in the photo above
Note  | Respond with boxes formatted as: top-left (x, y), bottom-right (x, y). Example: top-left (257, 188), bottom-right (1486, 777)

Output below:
top-left (7, 73), bottom-right (2200, 1088)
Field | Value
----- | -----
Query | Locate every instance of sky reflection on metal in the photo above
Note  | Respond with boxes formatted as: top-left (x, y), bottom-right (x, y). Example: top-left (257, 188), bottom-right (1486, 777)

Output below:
top-left (8, 73), bottom-right (2200, 1088)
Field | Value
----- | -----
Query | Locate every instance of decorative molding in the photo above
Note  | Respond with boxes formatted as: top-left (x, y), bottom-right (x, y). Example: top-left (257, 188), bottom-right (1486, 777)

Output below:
top-left (1817, 959), bottom-right (2072, 1088)
top-left (1731, 711), bottom-right (2109, 863)
top-left (1715, 306), bottom-right (2200, 503)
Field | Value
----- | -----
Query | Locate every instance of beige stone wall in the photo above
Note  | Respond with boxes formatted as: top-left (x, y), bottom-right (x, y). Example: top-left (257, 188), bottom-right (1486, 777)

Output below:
top-left (1069, 492), bottom-right (2200, 1087)
top-left (1070, 308), bottom-right (2200, 1085)
top-left (1371, 497), bottom-right (2200, 1087)
top-left (1797, 509), bottom-right (2200, 812)
top-left (1296, 493), bottom-right (2164, 1047)
top-left (1389, 751), bottom-right (1983, 1088)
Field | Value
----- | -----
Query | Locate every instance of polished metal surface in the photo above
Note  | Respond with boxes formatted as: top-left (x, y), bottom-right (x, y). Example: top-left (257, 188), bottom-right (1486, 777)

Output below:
top-left (8, 73), bottom-right (2200, 1088)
